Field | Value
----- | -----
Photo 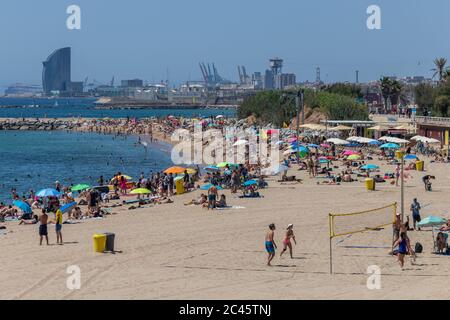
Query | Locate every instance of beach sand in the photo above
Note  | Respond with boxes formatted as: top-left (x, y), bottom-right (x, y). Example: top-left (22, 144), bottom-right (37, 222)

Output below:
top-left (2, 157), bottom-right (450, 300)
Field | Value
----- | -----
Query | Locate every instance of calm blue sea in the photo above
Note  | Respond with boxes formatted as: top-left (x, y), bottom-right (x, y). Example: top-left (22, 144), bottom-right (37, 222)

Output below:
top-left (0, 98), bottom-right (236, 119)
top-left (0, 130), bottom-right (174, 204)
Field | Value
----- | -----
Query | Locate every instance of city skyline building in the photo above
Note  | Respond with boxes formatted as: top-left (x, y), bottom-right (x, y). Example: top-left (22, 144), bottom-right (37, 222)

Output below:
top-left (42, 47), bottom-right (71, 95)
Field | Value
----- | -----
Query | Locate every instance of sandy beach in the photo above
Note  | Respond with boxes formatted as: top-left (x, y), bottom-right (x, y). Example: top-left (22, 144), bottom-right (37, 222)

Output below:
top-left (2, 155), bottom-right (450, 300)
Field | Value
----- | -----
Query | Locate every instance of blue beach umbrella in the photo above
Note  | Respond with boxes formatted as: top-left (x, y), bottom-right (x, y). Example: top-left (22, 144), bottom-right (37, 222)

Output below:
top-left (404, 154), bottom-right (419, 160)
top-left (380, 143), bottom-right (400, 149)
top-left (60, 202), bottom-right (77, 214)
top-left (361, 164), bottom-right (379, 170)
top-left (417, 216), bottom-right (447, 228)
top-left (243, 180), bottom-right (258, 187)
top-left (36, 188), bottom-right (61, 197)
top-left (308, 143), bottom-right (320, 148)
top-left (369, 140), bottom-right (381, 145)
top-left (319, 159), bottom-right (329, 164)
top-left (200, 184), bottom-right (224, 190)
top-left (204, 166), bottom-right (220, 172)
top-left (13, 200), bottom-right (32, 214)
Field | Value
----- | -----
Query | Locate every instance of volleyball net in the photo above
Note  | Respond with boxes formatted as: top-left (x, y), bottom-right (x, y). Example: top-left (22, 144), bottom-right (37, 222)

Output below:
top-left (328, 203), bottom-right (397, 273)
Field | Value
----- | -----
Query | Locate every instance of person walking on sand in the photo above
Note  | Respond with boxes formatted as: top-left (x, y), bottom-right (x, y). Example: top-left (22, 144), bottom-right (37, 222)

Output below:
top-left (39, 209), bottom-right (49, 246)
top-left (410, 198), bottom-right (421, 231)
top-left (265, 224), bottom-right (277, 266)
top-left (55, 205), bottom-right (63, 245)
top-left (280, 224), bottom-right (297, 259)
top-left (393, 232), bottom-right (415, 269)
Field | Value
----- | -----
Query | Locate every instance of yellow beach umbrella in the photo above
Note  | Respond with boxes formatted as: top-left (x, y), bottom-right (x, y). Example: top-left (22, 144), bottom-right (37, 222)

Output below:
top-left (347, 154), bottom-right (361, 160)
top-left (110, 175), bottom-right (133, 182)
top-left (164, 166), bottom-right (187, 174)
top-left (130, 188), bottom-right (152, 194)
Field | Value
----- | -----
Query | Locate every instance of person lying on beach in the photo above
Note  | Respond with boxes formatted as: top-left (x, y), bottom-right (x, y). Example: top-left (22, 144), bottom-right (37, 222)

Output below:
top-left (184, 194), bottom-right (207, 206)
top-left (18, 215), bottom-right (39, 225)
top-left (278, 175), bottom-right (302, 183)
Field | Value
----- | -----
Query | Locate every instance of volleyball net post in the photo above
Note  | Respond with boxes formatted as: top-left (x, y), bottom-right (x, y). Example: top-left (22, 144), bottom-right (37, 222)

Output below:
top-left (328, 203), bottom-right (397, 275)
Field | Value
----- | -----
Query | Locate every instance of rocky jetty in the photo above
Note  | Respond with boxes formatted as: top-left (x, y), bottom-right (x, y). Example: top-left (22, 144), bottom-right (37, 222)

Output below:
top-left (0, 119), bottom-right (80, 131)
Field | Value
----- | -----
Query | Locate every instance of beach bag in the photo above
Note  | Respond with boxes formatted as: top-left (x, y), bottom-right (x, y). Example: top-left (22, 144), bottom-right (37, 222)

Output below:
top-left (415, 242), bottom-right (423, 253)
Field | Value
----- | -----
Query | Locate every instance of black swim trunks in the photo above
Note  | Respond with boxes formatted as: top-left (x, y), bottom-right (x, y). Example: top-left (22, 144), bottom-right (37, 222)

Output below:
top-left (39, 224), bottom-right (48, 236)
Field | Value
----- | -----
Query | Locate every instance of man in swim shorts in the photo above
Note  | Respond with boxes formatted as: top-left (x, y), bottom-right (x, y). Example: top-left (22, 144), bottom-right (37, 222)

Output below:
top-left (265, 224), bottom-right (277, 266)
top-left (39, 209), bottom-right (49, 246)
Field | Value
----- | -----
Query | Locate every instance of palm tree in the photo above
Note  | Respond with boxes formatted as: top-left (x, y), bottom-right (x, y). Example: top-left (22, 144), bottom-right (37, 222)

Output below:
top-left (380, 77), bottom-right (393, 113)
top-left (443, 69), bottom-right (450, 83)
top-left (431, 58), bottom-right (448, 82)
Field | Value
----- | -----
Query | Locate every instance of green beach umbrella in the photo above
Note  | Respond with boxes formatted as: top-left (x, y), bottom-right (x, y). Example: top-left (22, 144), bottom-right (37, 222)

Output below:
top-left (130, 188), bottom-right (152, 195)
top-left (71, 184), bottom-right (91, 192)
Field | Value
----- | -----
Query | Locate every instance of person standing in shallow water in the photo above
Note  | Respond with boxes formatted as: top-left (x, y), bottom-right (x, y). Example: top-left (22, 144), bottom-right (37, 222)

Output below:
top-left (265, 224), bottom-right (277, 266)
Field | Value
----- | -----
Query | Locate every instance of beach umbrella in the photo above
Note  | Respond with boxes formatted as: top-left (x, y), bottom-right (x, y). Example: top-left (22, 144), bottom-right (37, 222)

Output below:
top-left (200, 184), bottom-right (223, 190)
top-left (216, 162), bottom-right (232, 168)
top-left (36, 188), bottom-right (61, 198)
top-left (319, 159), bottom-right (329, 164)
top-left (204, 165), bottom-right (220, 172)
top-left (404, 154), bottom-right (419, 160)
top-left (60, 202), bottom-right (77, 214)
top-left (243, 180), bottom-right (258, 187)
top-left (164, 166), bottom-right (186, 174)
top-left (288, 137), bottom-right (298, 143)
top-left (13, 200), bottom-right (32, 214)
top-left (183, 168), bottom-right (197, 174)
top-left (320, 143), bottom-right (331, 148)
top-left (342, 150), bottom-right (358, 156)
top-left (361, 164), bottom-right (379, 170)
top-left (110, 175), bottom-right (133, 182)
top-left (233, 140), bottom-right (248, 147)
top-left (380, 143), bottom-right (400, 149)
top-left (326, 138), bottom-right (349, 145)
top-left (347, 154), bottom-right (361, 160)
top-left (368, 140), bottom-right (381, 145)
top-left (216, 115), bottom-right (224, 119)
top-left (261, 164), bottom-right (289, 176)
top-left (130, 188), bottom-right (152, 194)
top-left (71, 184), bottom-right (91, 192)
top-left (418, 216), bottom-right (447, 228)
top-left (417, 216), bottom-right (448, 252)
top-left (308, 143), bottom-right (320, 148)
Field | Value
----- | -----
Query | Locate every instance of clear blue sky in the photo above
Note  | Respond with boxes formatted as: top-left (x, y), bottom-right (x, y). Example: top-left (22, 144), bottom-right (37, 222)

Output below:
top-left (0, 0), bottom-right (449, 86)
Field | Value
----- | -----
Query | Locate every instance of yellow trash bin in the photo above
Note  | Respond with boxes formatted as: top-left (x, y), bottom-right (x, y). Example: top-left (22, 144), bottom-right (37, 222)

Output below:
top-left (93, 234), bottom-right (106, 253)
top-left (174, 176), bottom-right (185, 195)
top-left (416, 160), bottom-right (424, 171)
top-left (365, 178), bottom-right (375, 191)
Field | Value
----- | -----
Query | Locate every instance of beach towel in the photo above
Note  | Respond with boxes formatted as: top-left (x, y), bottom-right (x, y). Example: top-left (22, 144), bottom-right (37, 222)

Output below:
top-left (215, 206), bottom-right (246, 210)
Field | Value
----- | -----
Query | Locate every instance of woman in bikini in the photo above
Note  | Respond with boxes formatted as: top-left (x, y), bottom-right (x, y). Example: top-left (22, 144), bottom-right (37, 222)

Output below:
top-left (280, 224), bottom-right (297, 259)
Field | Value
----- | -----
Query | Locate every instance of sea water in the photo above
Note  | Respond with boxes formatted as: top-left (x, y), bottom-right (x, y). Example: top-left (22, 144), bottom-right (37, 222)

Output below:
top-left (0, 98), bottom-right (236, 119)
top-left (0, 130), bottom-right (174, 204)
